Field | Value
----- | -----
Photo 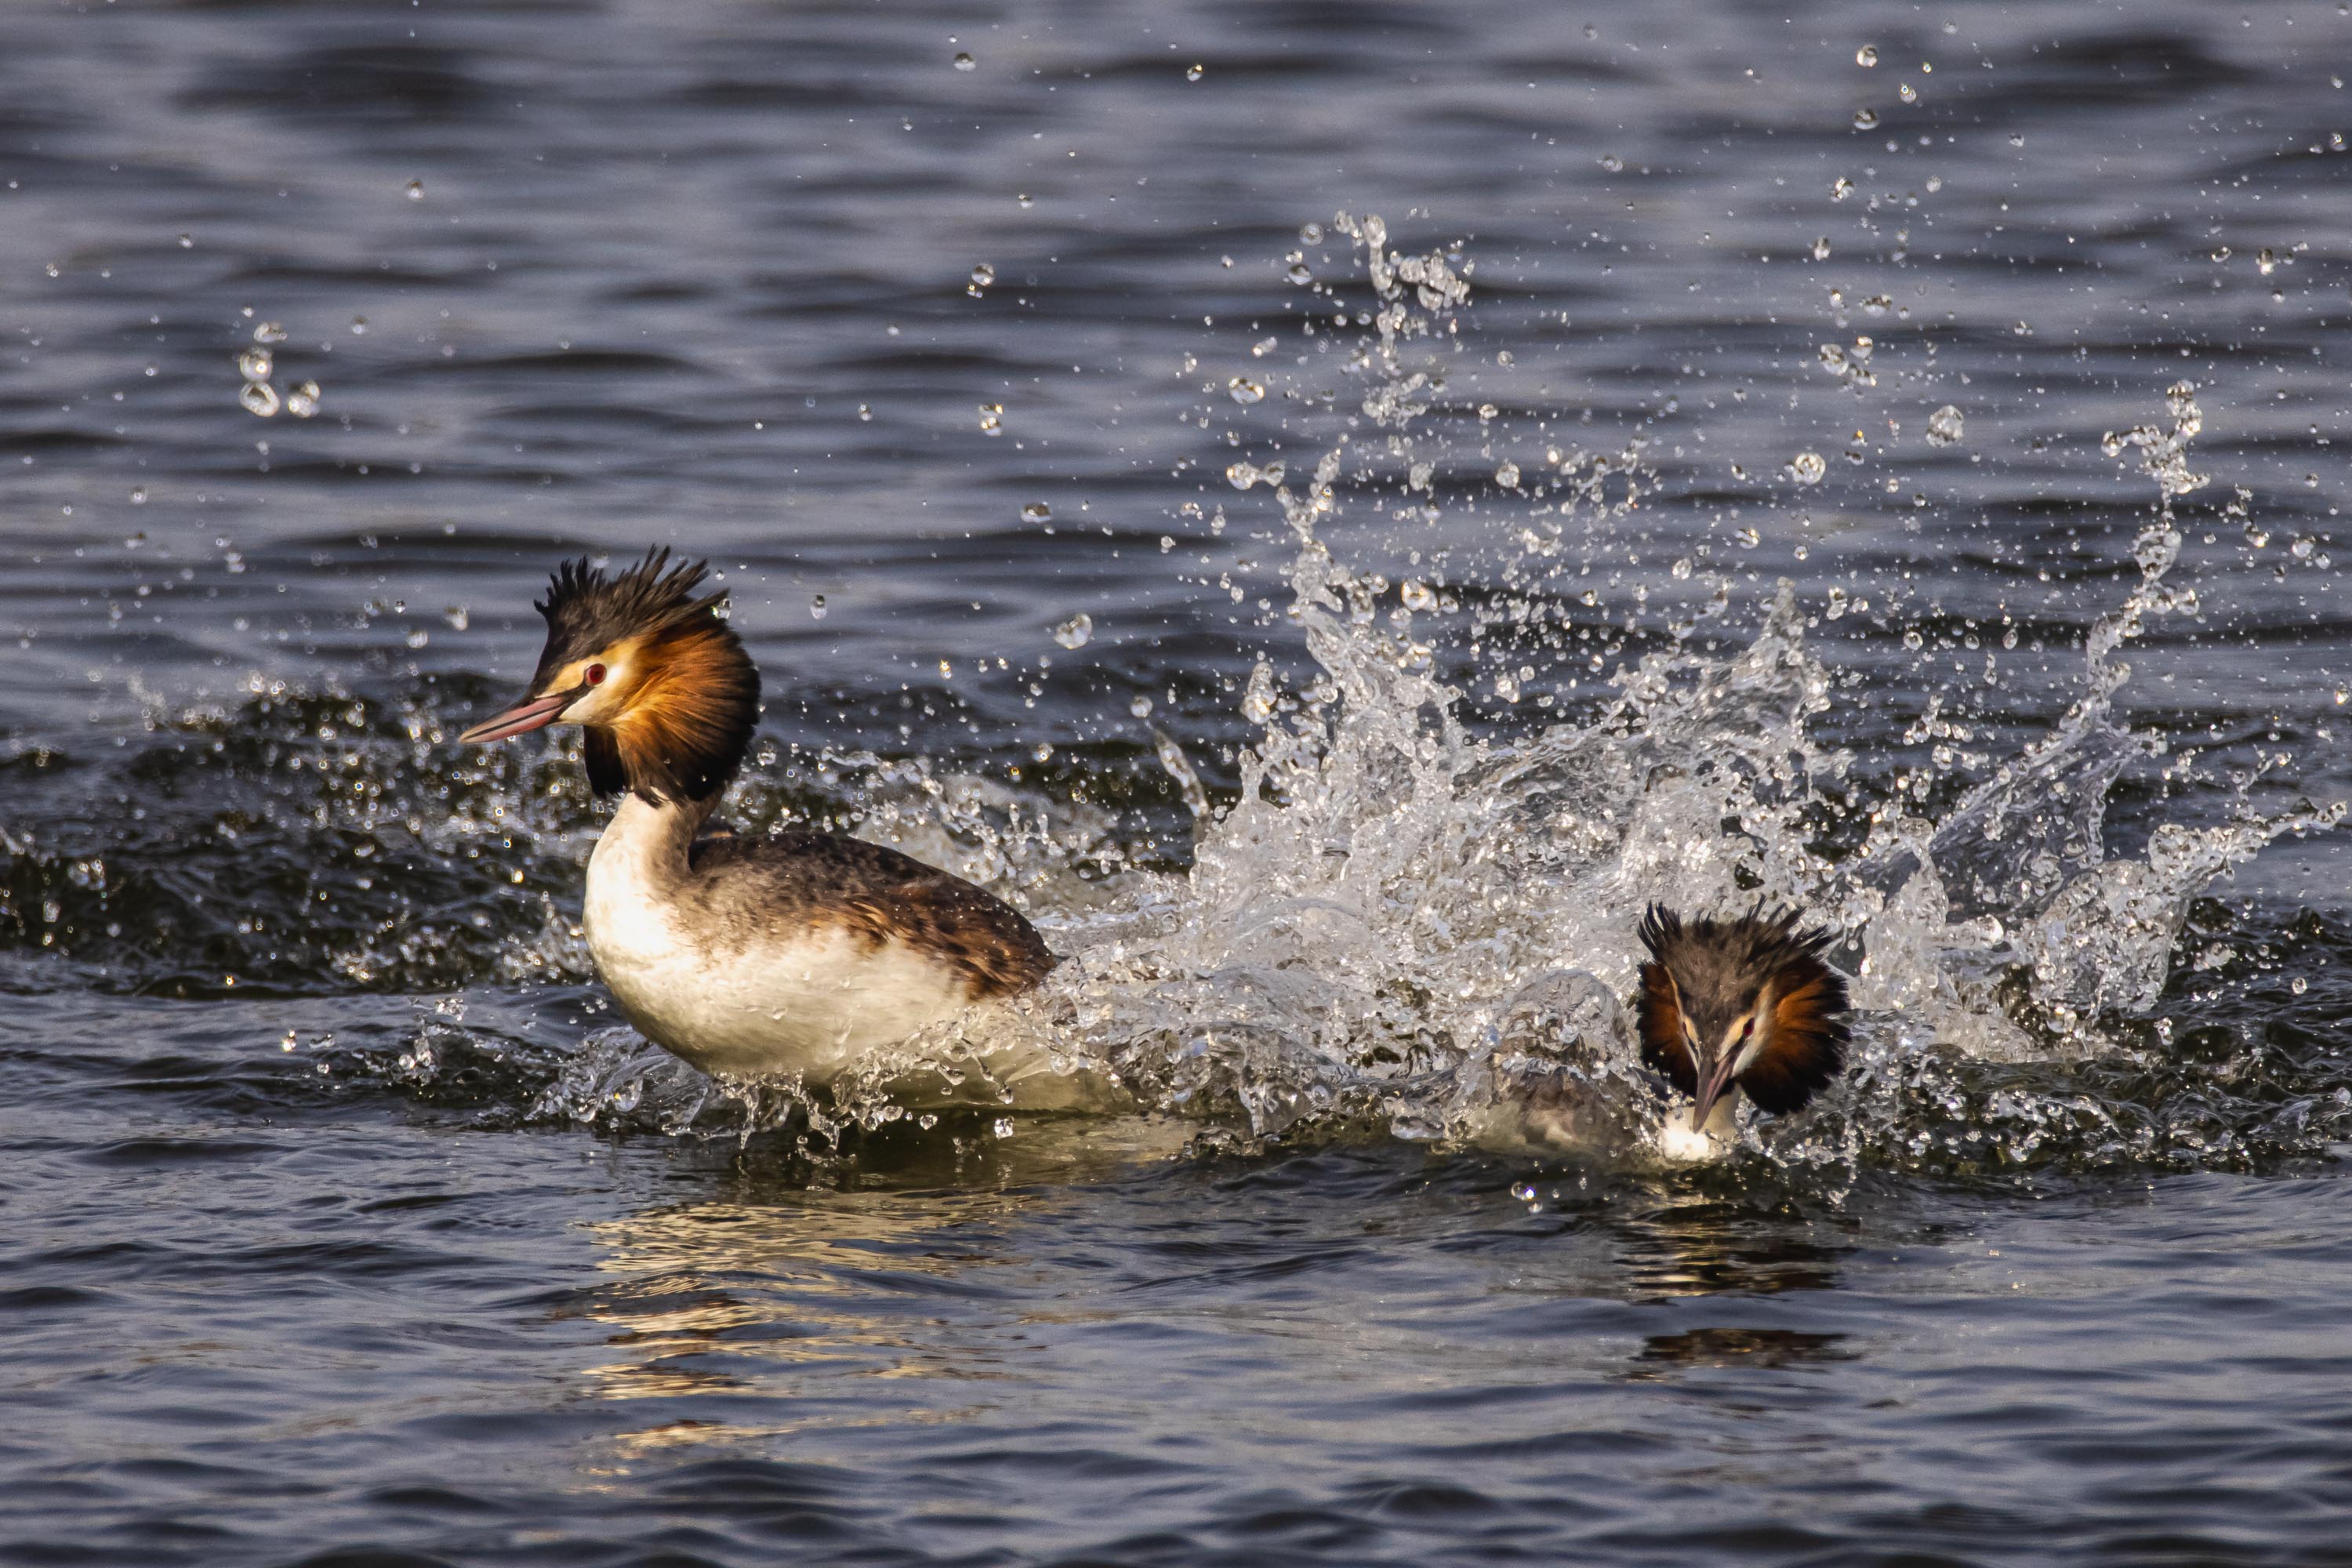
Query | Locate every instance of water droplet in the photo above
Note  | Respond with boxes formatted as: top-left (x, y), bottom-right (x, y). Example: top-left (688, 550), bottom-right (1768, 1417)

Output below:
top-left (1926, 404), bottom-right (1965, 448)
top-left (1052, 613), bottom-right (1093, 650)
top-left (1285, 263), bottom-right (1312, 285)
top-left (1853, 107), bottom-right (1880, 130)
top-left (1225, 460), bottom-right (1284, 489)
top-left (1242, 661), bottom-right (1277, 724)
top-left (1299, 222), bottom-right (1324, 244)
top-left (1825, 585), bottom-right (1849, 619)
top-left (809, 593), bottom-right (826, 619)
top-left (1831, 176), bottom-right (1856, 201)
top-left (1599, 153), bottom-right (1624, 172)
top-left (1477, 403), bottom-right (1498, 422)
top-left (977, 401), bottom-right (1004, 434)
top-left (2257, 247), bottom-right (2278, 276)
top-left (129, 486), bottom-right (147, 504)
top-left (2293, 976), bottom-right (2310, 995)
top-left (969, 261), bottom-right (995, 289)
top-left (252, 321), bottom-right (287, 344)
top-left (239, 381), bottom-right (280, 417)
top-left (1861, 292), bottom-right (1891, 315)
top-left (1185, 63), bottom-right (1204, 82)
top-left (1130, 695), bottom-right (1154, 717)
top-left (442, 606), bottom-right (470, 631)
top-left (176, 233), bottom-right (193, 249)
top-left (238, 347), bottom-right (273, 382)
top-left (285, 380), bottom-right (321, 418)
top-left (1399, 579), bottom-right (1437, 612)
top-left (1899, 82), bottom-right (1918, 103)
top-left (2008, 133), bottom-right (2024, 147)
top-left (1811, 236), bottom-right (1831, 260)
top-left (403, 178), bottom-right (424, 201)
top-left (952, 51), bottom-right (976, 71)
top-left (1788, 451), bottom-right (1828, 485)
top-left (1494, 460), bottom-right (1520, 488)
top-left (1228, 376), bottom-right (1265, 405)
top-left (1014, 502), bottom-right (1051, 526)
top-left (1017, 192), bottom-right (1033, 208)
top-left (1857, 43), bottom-right (1879, 66)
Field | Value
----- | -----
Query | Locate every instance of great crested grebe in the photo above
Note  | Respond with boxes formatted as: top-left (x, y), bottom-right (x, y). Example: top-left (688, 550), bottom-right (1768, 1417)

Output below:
top-left (1506, 904), bottom-right (1853, 1160)
top-left (1635, 902), bottom-right (1852, 1154)
top-left (460, 550), bottom-right (1065, 1096)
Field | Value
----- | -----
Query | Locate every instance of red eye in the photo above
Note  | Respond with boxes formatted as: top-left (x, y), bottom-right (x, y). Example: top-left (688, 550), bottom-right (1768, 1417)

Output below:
top-left (1739, 1017), bottom-right (1755, 1040)
top-left (585, 663), bottom-right (606, 686)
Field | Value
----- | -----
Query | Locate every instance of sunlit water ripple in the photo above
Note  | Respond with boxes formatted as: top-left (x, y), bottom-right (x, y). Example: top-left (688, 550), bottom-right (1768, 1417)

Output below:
top-left (4, 2), bottom-right (2350, 1564)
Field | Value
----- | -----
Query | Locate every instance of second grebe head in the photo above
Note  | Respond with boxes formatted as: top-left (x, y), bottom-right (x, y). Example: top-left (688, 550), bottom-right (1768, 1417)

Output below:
top-left (458, 547), bottom-right (758, 804)
top-left (1635, 902), bottom-right (1851, 1128)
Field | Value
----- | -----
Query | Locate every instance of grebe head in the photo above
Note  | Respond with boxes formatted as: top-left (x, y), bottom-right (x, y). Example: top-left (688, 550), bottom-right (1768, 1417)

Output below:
top-left (458, 548), bottom-right (758, 804)
top-left (1635, 902), bottom-right (1850, 1129)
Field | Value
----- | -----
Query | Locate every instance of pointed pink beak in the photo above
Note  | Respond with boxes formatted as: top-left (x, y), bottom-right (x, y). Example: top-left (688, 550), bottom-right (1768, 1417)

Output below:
top-left (459, 692), bottom-right (571, 744)
top-left (1691, 1051), bottom-right (1740, 1129)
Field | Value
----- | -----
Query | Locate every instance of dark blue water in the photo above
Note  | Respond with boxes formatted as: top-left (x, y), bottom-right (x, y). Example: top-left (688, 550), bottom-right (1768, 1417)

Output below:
top-left (5, 2), bottom-right (2352, 1563)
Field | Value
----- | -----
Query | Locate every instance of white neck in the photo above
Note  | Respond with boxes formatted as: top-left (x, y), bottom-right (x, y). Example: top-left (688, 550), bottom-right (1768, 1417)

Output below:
top-left (587, 790), bottom-right (710, 890)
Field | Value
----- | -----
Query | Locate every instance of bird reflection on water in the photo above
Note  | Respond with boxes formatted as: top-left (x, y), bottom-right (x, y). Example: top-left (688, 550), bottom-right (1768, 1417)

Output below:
top-left (568, 1117), bottom-right (1193, 1462)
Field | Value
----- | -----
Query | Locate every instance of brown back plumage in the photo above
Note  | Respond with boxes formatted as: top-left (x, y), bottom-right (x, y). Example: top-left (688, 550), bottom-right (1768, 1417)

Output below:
top-left (688, 830), bottom-right (1057, 999)
top-left (1635, 902), bottom-right (1850, 1117)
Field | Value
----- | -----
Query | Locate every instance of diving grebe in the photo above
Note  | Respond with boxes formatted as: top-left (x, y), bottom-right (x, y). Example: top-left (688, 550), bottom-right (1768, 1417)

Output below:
top-left (1636, 902), bottom-right (1851, 1154)
top-left (459, 550), bottom-right (1062, 1094)
top-left (1508, 904), bottom-right (1852, 1160)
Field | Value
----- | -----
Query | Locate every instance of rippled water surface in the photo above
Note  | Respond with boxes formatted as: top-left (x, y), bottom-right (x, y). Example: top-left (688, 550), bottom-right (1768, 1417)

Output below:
top-left (6, 2), bottom-right (2352, 1563)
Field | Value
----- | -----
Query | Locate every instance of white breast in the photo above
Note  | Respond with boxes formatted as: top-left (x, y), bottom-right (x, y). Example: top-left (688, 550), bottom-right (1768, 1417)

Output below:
top-left (1653, 1095), bottom-right (1741, 1163)
top-left (580, 797), bottom-right (1057, 1097)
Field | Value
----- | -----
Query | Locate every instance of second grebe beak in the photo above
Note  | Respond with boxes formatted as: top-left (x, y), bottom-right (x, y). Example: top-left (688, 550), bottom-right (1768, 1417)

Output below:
top-left (1690, 1046), bottom-right (1740, 1130)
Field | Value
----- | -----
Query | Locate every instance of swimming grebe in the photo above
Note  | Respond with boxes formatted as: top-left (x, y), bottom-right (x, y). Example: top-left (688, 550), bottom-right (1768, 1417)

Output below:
top-left (1636, 902), bottom-right (1851, 1153)
top-left (459, 550), bottom-right (1062, 1094)
top-left (1507, 904), bottom-right (1852, 1160)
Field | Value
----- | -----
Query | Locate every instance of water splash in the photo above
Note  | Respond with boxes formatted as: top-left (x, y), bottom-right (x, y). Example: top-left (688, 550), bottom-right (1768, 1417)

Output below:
top-left (1011, 222), bottom-right (2343, 1175)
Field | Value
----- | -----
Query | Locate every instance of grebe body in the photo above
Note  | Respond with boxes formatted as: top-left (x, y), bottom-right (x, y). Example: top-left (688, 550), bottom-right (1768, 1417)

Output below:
top-left (462, 551), bottom-right (1065, 1099)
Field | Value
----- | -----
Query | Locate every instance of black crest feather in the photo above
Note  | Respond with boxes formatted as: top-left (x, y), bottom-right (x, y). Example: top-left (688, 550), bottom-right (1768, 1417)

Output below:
top-left (532, 547), bottom-right (724, 684)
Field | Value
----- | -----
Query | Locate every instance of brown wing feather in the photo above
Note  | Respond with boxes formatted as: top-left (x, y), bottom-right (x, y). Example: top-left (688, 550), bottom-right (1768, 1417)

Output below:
top-left (833, 875), bottom-right (1058, 999)
top-left (687, 830), bottom-right (1056, 1000)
